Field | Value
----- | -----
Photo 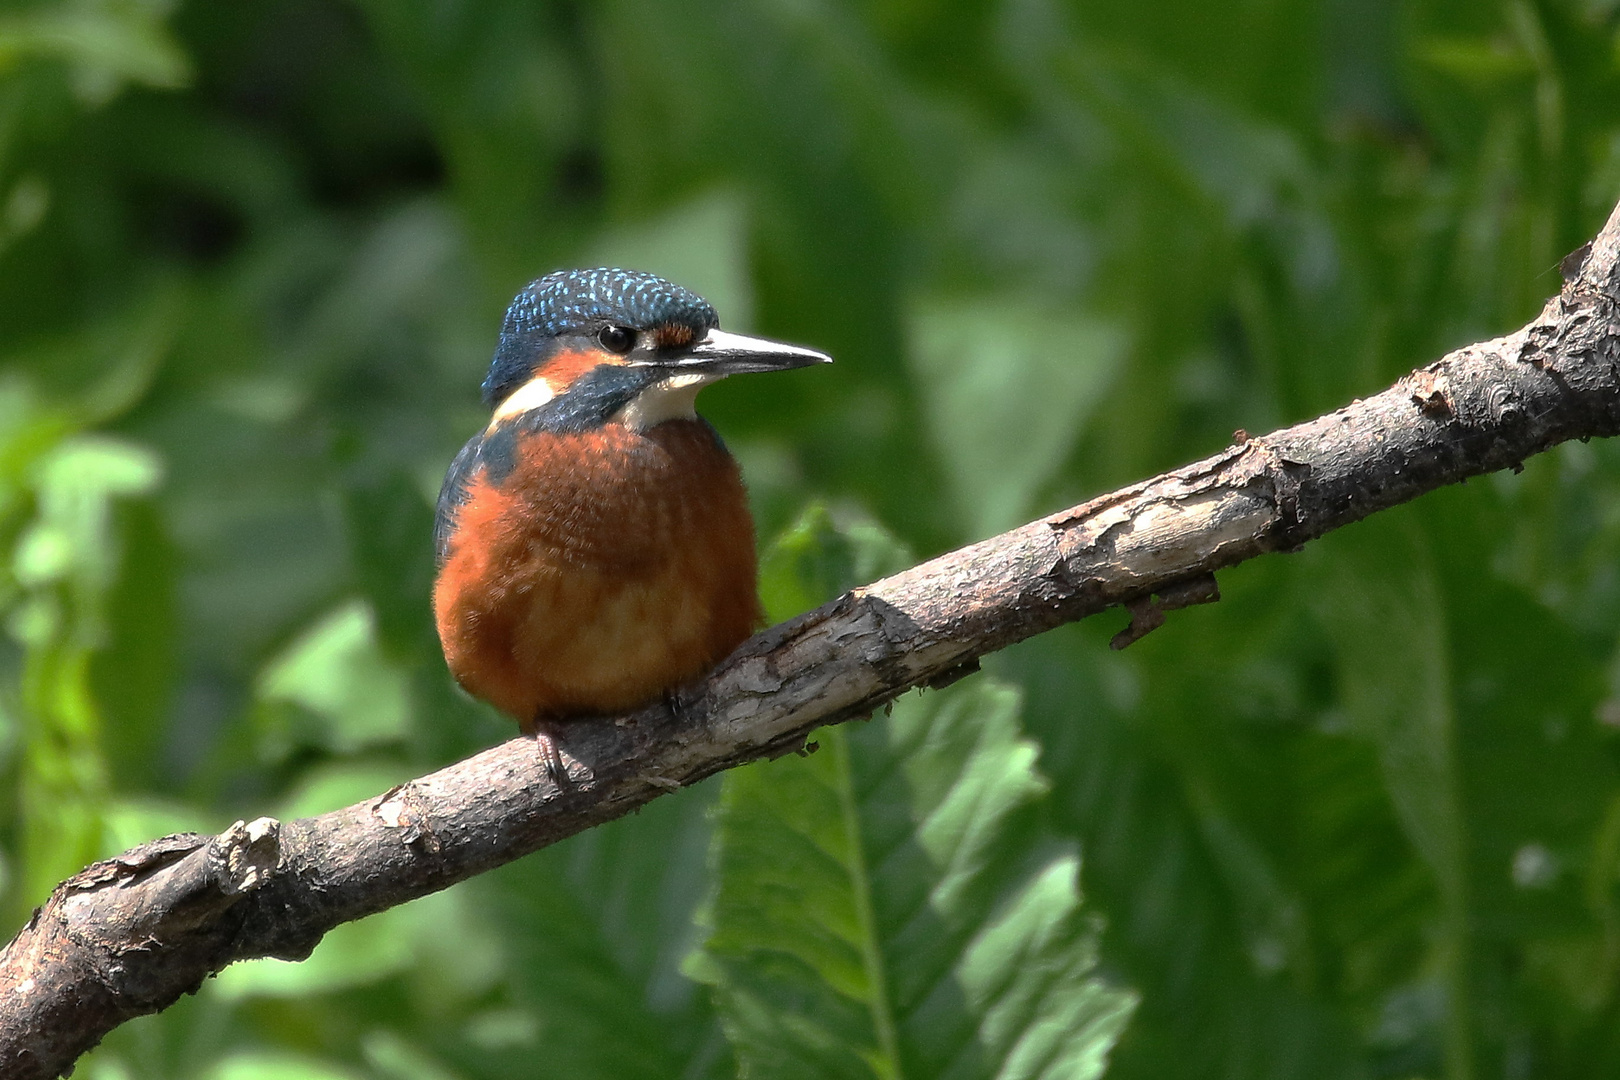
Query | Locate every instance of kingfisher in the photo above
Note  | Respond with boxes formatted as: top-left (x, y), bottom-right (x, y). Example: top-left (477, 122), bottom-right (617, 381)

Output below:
top-left (433, 268), bottom-right (831, 775)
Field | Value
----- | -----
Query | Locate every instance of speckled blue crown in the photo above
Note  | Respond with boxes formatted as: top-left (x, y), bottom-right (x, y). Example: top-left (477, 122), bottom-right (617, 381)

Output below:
top-left (481, 268), bottom-right (719, 407)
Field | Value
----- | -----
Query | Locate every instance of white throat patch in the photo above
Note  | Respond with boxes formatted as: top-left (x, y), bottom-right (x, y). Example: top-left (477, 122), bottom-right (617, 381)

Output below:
top-left (614, 372), bottom-right (723, 431)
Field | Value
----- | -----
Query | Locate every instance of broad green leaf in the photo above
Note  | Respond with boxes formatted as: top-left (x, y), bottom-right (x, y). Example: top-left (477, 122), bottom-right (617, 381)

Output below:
top-left (590, 191), bottom-right (755, 330)
top-left (693, 509), bottom-right (1134, 1080)
top-left (759, 502), bottom-right (912, 622)
top-left (690, 678), bottom-right (1134, 1080)
top-left (255, 600), bottom-right (413, 756)
top-left (906, 296), bottom-right (1125, 538)
top-left (1001, 570), bottom-right (1391, 1080)
top-left (1315, 517), bottom-right (1472, 1073)
top-left (198, 1052), bottom-right (360, 1080)
top-left (1318, 521), bottom-right (1463, 904)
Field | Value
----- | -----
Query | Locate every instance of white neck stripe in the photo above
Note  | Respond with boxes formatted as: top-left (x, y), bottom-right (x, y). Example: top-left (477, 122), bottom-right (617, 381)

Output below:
top-left (489, 377), bottom-right (557, 429)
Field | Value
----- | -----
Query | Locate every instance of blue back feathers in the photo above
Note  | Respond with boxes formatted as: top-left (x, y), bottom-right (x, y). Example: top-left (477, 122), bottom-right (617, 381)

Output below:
top-left (481, 268), bottom-right (720, 408)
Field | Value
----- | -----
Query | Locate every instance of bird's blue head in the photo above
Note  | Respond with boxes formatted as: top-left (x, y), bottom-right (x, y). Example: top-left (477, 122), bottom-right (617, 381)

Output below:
top-left (477, 267), bottom-right (831, 434)
top-left (481, 268), bottom-right (720, 409)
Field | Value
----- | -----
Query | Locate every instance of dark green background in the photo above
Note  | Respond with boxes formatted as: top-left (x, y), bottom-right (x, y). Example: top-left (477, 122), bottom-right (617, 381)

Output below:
top-left (4, 0), bottom-right (1620, 1077)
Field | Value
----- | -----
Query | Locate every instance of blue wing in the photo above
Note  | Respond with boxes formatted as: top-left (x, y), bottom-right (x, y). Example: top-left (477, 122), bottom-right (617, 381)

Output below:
top-left (434, 433), bottom-right (485, 567)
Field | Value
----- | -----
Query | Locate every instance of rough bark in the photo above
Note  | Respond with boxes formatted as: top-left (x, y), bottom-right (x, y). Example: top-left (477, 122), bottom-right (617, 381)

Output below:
top-left (6, 201), bottom-right (1620, 1079)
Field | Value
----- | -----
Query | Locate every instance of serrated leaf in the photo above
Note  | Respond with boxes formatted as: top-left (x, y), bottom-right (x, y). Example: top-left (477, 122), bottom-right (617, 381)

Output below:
top-left (1002, 573), bottom-right (1382, 1080)
top-left (693, 509), bottom-right (1133, 1080)
top-left (691, 679), bottom-right (1133, 1080)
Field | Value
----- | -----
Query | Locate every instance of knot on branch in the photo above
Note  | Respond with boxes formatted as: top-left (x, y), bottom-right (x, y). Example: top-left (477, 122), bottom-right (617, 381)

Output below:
top-left (59, 818), bottom-right (283, 960)
top-left (1409, 369), bottom-right (1453, 418)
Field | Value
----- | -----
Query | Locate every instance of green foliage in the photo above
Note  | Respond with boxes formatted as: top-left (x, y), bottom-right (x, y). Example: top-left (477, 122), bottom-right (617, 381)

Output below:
top-left (0, 370), bottom-right (162, 921)
top-left (6, 0), bottom-right (1620, 1076)
top-left (699, 509), bottom-right (1134, 1079)
top-left (906, 298), bottom-right (1126, 537)
top-left (691, 678), bottom-right (1134, 1080)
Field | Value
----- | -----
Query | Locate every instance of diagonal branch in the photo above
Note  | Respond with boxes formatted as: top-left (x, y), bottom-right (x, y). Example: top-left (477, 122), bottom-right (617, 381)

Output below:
top-left (7, 200), bottom-right (1620, 1079)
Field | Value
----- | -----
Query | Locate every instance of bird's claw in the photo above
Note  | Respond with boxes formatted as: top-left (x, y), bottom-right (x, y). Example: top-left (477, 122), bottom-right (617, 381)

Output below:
top-left (530, 717), bottom-right (572, 791)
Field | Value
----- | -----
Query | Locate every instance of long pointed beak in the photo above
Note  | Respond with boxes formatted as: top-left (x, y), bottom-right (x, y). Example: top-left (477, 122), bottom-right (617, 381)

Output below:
top-left (647, 328), bottom-right (833, 375)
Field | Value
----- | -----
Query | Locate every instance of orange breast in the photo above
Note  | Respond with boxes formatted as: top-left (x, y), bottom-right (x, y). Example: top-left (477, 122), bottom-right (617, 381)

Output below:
top-left (432, 419), bottom-right (761, 726)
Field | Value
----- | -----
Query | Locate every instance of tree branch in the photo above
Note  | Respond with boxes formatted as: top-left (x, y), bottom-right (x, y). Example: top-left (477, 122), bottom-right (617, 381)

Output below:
top-left (7, 200), bottom-right (1620, 1079)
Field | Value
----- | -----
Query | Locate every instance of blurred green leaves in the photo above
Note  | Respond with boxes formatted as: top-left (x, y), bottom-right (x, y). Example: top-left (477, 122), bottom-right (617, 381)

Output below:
top-left (4, 0), bottom-right (1620, 1077)
top-left (1318, 519), bottom-right (1473, 1074)
top-left (907, 296), bottom-right (1125, 537)
top-left (198, 1052), bottom-right (362, 1080)
top-left (255, 600), bottom-right (412, 759)
top-left (757, 502), bottom-right (912, 622)
top-left (0, 373), bottom-right (162, 921)
top-left (13, 435), bottom-right (162, 630)
top-left (0, 0), bottom-right (190, 104)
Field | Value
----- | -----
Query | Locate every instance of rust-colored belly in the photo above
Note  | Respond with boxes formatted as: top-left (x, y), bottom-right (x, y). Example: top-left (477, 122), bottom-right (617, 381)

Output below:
top-left (433, 419), bottom-right (760, 726)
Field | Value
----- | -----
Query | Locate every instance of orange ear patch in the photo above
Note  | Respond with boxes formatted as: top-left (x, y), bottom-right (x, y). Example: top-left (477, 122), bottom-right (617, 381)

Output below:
top-left (540, 347), bottom-right (622, 390)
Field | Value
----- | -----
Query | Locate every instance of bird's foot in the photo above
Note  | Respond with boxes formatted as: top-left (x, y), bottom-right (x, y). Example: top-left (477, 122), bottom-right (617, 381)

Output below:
top-left (530, 717), bottom-right (572, 791)
top-left (663, 688), bottom-right (693, 727)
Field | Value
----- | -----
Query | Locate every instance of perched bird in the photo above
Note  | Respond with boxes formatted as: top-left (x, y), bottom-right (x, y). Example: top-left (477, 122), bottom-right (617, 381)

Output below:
top-left (433, 268), bottom-right (831, 774)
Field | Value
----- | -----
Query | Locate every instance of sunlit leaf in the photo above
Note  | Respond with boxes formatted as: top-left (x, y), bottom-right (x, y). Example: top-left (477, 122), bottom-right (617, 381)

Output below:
top-left (1414, 38), bottom-right (1535, 84)
top-left (0, 4), bottom-right (191, 103)
top-left (256, 600), bottom-right (413, 756)
top-left (693, 511), bottom-right (1135, 1079)
top-left (590, 191), bottom-right (755, 329)
top-left (198, 1052), bottom-right (361, 1080)
top-left (758, 502), bottom-right (912, 623)
top-left (907, 295), bottom-right (1125, 537)
top-left (690, 677), bottom-right (1135, 1080)
top-left (361, 1031), bottom-right (466, 1080)
top-left (99, 797), bottom-right (211, 856)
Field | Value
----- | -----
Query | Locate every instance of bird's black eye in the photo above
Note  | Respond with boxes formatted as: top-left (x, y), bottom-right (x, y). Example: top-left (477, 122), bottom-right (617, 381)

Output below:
top-left (597, 325), bottom-right (637, 354)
